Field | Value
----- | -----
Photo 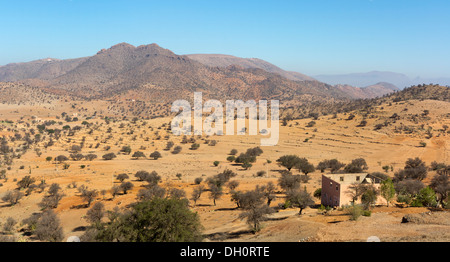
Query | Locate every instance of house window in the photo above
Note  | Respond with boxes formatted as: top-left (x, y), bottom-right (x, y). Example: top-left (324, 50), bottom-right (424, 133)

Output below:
top-left (356, 176), bottom-right (360, 181)
top-left (330, 182), bottom-right (333, 187)
top-left (336, 185), bottom-right (339, 191)
top-left (340, 176), bottom-right (344, 182)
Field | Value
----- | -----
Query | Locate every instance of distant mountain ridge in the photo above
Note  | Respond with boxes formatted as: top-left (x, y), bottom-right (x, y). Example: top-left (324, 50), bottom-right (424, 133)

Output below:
top-left (335, 82), bottom-right (399, 99)
top-left (315, 71), bottom-right (450, 89)
top-left (0, 43), bottom-right (351, 102)
top-left (0, 43), bottom-right (399, 102)
top-left (185, 55), bottom-right (400, 99)
top-left (0, 57), bottom-right (89, 81)
top-left (185, 54), bottom-right (315, 82)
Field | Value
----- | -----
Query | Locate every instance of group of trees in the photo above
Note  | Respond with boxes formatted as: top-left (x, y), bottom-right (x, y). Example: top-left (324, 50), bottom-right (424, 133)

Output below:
top-left (2, 106), bottom-right (448, 242)
top-left (194, 165), bottom-right (317, 232)
top-left (38, 183), bottom-right (65, 210)
top-left (5, 157), bottom-right (447, 242)
top-left (204, 169), bottom-right (238, 206)
top-left (316, 158), bottom-right (368, 174)
top-left (51, 149), bottom-right (164, 164)
top-left (343, 158), bottom-right (449, 212)
top-left (10, 167), bottom-right (201, 242)
top-left (2, 176), bottom-right (50, 206)
top-left (274, 170), bottom-right (315, 215)
top-left (280, 84), bottom-right (450, 123)
top-left (345, 182), bottom-right (382, 212)
top-left (53, 149), bottom-right (164, 163)
top-left (0, 111), bottom-right (211, 242)
top-left (1, 179), bottom-right (66, 242)
top-left (230, 147), bottom-right (264, 170)
top-left (80, 197), bottom-right (203, 242)
top-left (392, 158), bottom-right (449, 208)
top-left (274, 154), bottom-right (449, 211)
top-left (276, 155), bottom-right (369, 176)
top-left (78, 169), bottom-right (203, 242)
top-left (233, 186), bottom-right (275, 232)
top-left (21, 210), bottom-right (64, 242)
top-left (276, 155), bottom-right (315, 175)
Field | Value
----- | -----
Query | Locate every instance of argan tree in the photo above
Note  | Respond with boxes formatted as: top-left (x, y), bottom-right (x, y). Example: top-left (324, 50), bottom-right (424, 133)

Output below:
top-left (361, 187), bottom-right (378, 210)
top-left (394, 158), bottom-right (428, 182)
top-left (394, 179), bottom-right (425, 205)
top-left (85, 202), bottom-right (105, 225)
top-left (149, 151), bottom-right (162, 160)
top-left (55, 155), bottom-right (69, 163)
top-left (344, 158), bottom-right (369, 173)
top-left (190, 185), bottom-right (204, 207)
top-left (380, 178), bottom-right (396, 207)
top-left (296, 158), bottom-right (315, 175)
top-left (286, 188), bottom-right (314, 215)
top-left (276, 155), bottom-right (301, 171)
top-left (137, 185), bottom-right (166, 201)
top-left (278, 171), bottom-right (301, 192)
top-left (144, 171), bottom-right (161, 187)
top-left (39, 186), bottom-right (64, 210)
top-left (258, 182), bottom-right (277, 206)
top-left (116, 173), bottom-right (129, 182)
top-left (404, 157), bottom-right (428, 181)
top-left (110, 185), bottom-right (121, 199)
top-left (172, 146), bottom-right (182, 154)
top-left (167, 188), bottom-right (186, 200)
top-left (102, 153), bottom-right (116, 161)
top-left (135, 170), bottom-right (150, 181)
top-left (132, 151), bottom-right (146, 159)
top-left (430, 168), bottom-right (449, 206)
top-left (2, 217), bottom-right (17, 234)
top-left (17, 175), bottom-right (35, 189)
top-left (34, 210), bottom-right (64, 242)
top-left (209, 184), bottom-right (223, 206)
top-left (316, 159), bottom-right (345, 173)
top-left (2, 190), bottom-right (24, 206)
top-left (346, 183), bottom-right (367, 205)
top-left (92, 198), bottom-right (203, 242)
top-left (85, 153), bottom-right (98, 161)
top-left (80, 188), bottom-right (98, 207)
top-left (238, 188), bottom-right (274, 232)
top-left (119, 181), bottom-right (134, 194)
top-left (120, 145), bottom-right (132, 155)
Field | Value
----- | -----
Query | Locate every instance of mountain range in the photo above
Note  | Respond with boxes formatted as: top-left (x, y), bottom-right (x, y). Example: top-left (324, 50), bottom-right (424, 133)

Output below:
top-left (315, 71), bottom-right (450, 89)
top-left (0, 43), bottom-right (402, 103)
top-left (185, 54), bottom-right (315, 82)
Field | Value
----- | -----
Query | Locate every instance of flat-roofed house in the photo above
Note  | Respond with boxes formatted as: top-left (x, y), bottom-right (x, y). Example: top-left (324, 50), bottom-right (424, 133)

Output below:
top-left (321, 173), bottom-right (383, 207)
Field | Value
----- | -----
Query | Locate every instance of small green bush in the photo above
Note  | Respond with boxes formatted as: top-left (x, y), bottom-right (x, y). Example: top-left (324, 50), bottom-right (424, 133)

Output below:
top-left (410, 199), bottom-right (423, 207)
top-left (194, 177), bottom-right (203, 185)
top-left (346, 205), bottom-right (363, 221)
top-left (362, 210), bottom-right (372, 217)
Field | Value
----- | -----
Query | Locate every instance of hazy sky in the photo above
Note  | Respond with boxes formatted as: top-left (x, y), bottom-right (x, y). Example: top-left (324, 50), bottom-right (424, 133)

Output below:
top-left (1, 0), bottom-right (449, 78)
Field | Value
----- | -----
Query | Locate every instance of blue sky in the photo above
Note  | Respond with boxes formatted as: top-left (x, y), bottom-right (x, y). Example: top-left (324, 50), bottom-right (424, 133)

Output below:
top-left (1, 0), bottom-right (449, 78)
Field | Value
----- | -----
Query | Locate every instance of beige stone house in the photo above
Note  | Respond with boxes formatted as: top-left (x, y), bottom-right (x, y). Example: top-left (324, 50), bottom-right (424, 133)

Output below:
top-left (321, 173), bottom-right (383, 207)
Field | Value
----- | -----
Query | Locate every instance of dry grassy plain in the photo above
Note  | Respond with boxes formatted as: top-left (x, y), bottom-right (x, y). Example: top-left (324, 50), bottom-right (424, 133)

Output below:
top-left (0, 98), bottom-right (449, 242)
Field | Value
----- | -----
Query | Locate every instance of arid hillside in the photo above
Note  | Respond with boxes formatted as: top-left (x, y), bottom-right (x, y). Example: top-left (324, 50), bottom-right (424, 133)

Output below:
top-left (0, 84), bottom-right (448, 242)
top-left (185, 53), bottom-right (315, 81)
